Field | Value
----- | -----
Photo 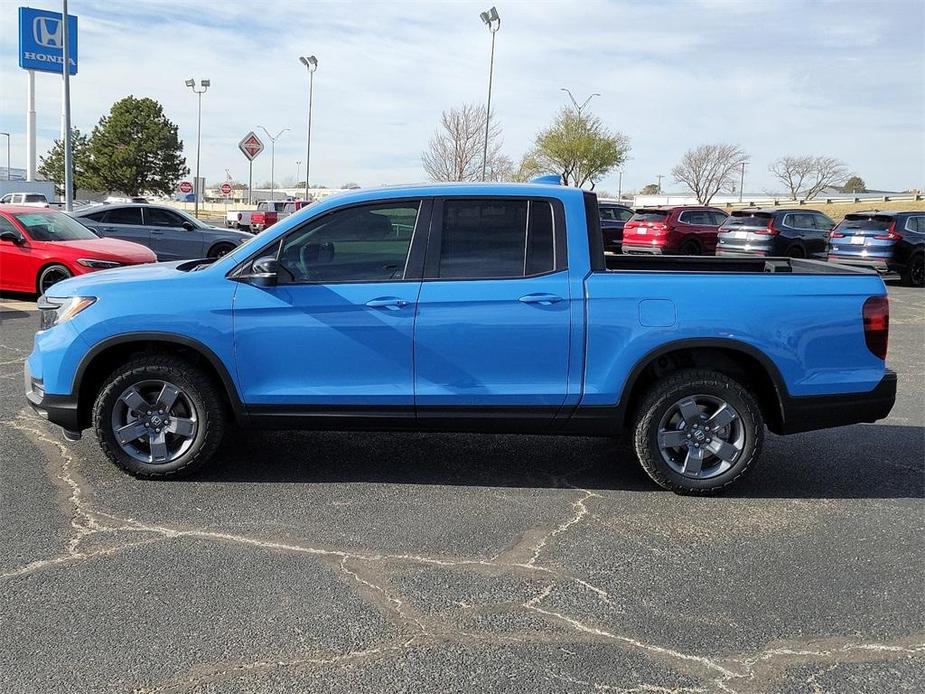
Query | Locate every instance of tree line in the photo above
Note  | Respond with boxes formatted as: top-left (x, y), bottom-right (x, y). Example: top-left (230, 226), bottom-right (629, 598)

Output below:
top-left (422, 104), bottom-right (865, 203)
top-left (39, 96), bottom-right (188, 197)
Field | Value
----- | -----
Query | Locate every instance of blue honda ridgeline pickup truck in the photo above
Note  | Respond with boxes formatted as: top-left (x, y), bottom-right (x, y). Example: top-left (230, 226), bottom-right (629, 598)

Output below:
top-left (25, 181), bottom-right (896, 493)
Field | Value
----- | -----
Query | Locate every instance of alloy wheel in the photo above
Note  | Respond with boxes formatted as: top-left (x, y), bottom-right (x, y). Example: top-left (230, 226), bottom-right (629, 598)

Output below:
top-left (110, 379), bottom-right (199, 464)
top-left (656, 394), bottom-right (745, 479)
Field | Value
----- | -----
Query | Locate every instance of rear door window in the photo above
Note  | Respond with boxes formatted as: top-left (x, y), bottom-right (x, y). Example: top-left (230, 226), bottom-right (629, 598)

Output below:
top-left (144, 207), bottom-right (186, 227)
top-left (435, 199), bottom-right (556, 279)
top-left (104, 207), bottom-right (143, 225)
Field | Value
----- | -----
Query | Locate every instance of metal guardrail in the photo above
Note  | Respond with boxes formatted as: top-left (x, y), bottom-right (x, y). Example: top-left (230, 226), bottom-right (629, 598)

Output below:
top-left (718, 193), bottom-right (923, 210)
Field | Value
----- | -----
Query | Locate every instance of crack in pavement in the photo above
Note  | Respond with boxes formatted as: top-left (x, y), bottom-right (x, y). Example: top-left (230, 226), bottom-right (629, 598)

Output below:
top-left (5, 410), bottom-right (924, 694)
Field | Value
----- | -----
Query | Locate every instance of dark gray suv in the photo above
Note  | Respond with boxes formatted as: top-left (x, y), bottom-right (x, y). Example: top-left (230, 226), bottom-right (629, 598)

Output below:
top-left (71, 204), bottom-right (252, 261)
top-left (716, 208), bottom-right (834, 259)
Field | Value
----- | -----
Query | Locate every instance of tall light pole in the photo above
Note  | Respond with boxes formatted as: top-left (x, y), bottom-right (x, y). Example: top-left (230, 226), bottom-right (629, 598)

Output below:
top-left (298, 55), bottom-right (318, 200)
top-left (0, 132), bottom-right (10, 181)
top-left (62, 0), bottom-right (73, 210)
top-left (185, 78), bottom-right (210, 217)
top-left (618, 168), bottom-right (623, 201)
top-left (560, 88), bottom-right (600, 118)
top-left (656, 174), bottom-right (664, 195)
top-left (479, 7), bottom-right (500, 182)
top-left (258, 126), bottom-right (290, 201)
top-left (296, 160), bottom-right (302, 190)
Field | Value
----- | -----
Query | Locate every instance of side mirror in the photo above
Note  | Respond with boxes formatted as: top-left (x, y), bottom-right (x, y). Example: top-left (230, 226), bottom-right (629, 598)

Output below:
top-left (0, 230), bottom-right (23, 245)
top-left (182, 221), bottom-right (196, 231)
top-left (234, 256), bottom-right (278, 287)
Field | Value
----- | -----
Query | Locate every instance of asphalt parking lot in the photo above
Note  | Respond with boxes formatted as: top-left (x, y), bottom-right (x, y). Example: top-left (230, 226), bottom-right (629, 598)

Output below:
top-left (1, 286), bottom-right (922, 693)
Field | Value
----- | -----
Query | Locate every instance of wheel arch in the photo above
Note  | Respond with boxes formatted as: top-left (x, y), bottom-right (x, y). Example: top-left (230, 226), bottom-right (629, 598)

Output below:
top-left (207, 240), bottom-right (238, 257)
top-left (35, 260), bottom-right (75, 294)
top-left (619, 338), bottom-right (788, 434)
top-left (73, 332), bottom-right (244, 429)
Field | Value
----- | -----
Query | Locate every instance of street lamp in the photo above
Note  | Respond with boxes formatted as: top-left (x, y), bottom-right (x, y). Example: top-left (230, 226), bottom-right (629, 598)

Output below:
top-left (656, 174), bottom-right (664, 195)
top-left (185, 78), bottom-right (210, 217)
top-left (479, 7), bottom-right (500, 181)
top-left (561, 88), bottom-right (600, 118)
top-left (298, 55), bottom-right (318, 200)
top-left (258, 126), bottom-right (290, 201)
top-left (296, 160), bottom-right (302, 189)
top-left (0, 132), bottom-right (10, 180)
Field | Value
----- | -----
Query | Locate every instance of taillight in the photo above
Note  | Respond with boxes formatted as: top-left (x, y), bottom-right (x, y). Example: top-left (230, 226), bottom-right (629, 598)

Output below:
top-left (829, 230), bottom-right (845, 239)
top-left (874, 222), bottom-right (900, 241)
top-left (862, 296), bottom-right (889, 360)
top-left (649, 222), bottom-right (668, 234)
top-left (754, 219), bottom-right (779, 236)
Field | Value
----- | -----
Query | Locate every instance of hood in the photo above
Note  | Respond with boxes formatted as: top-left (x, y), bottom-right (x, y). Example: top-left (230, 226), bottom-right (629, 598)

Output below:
top-left (206, 226), bottom-right (252, 241)
top-left (58, 237), bottom-right (157, 264)
top-left (46, 260), bottom-right (189, 297)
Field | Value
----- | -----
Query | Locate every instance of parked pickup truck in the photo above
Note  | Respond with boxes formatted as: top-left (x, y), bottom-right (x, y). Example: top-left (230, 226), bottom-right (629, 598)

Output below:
top-left (25, 181), bottom-right (896, 493)
top-left (226, 200), bottom-right (307, 232)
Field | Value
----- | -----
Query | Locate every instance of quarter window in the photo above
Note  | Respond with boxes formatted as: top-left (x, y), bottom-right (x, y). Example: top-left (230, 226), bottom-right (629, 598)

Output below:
top-left (906, 216), bottom-right (924, 233)
top-left (278, 201), bottom-right (420, 283)
top-left (436, 199), bottom-right (556, 279)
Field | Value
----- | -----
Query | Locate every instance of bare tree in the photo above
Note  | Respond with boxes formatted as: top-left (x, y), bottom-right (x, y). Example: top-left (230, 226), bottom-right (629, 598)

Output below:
top-left (769, 155), bottom-right (851, 200)
top-left (671, 144), bottom-right (749, 204)
top-left (422, 104), bottom-right (506, 182)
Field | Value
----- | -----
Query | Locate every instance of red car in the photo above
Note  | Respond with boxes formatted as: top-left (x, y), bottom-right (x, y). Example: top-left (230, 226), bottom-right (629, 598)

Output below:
top-left (621, 206), bottom-right (728, 255)
top-left (0, 206), bottom-right (157, 294)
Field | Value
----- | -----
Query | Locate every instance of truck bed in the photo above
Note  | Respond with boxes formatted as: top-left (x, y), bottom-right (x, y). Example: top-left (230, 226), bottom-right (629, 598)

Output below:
top-left (603, 255), bottom-right (875, 275)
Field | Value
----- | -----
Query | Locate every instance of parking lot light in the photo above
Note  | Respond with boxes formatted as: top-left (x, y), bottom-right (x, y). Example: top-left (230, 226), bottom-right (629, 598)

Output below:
top-left (186, 78), bottom-right (210, 218)
top-left (298, 56), bottom-right (318, 201)
top-left (479, 7), bottom-right (500, 182)
top-left (258, 126), bottom-right (290, 202)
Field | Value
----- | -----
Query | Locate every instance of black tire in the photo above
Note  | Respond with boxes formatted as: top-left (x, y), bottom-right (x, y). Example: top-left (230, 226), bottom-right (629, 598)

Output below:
top-left (92, 354), bottom-right (227, 478)
top-left (902, 253), bottom-right (924, 288)
top-left (679, 240), bottom-right (701, 256)
top-left (786, 245), bottom-right (805, 259)
top-left (37, 264), bottom-right (72, 295)
top-left (208, 242), bottom-right (236, 258)
top-left (632, 369), bottom-right (764, 494)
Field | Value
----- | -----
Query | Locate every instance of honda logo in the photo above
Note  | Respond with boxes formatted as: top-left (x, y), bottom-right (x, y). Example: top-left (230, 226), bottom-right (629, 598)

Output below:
top-left (33, 16), bottom-right (62, 48)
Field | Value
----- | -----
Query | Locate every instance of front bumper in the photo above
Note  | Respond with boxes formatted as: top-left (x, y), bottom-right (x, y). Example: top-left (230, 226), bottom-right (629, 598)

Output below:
top-left (777, 370), bottom-right (897, 434)
top-left (24, 362), bottom-right (82, 435)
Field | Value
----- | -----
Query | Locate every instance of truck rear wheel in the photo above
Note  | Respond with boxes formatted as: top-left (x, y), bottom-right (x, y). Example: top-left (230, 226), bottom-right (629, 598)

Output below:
top-left (92, 354), bottom-right (226, 479)
top-left (632, 369), bottom-right (764, 494)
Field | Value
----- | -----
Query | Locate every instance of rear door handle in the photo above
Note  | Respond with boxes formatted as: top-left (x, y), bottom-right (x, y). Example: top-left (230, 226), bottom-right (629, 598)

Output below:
top-left (365, 297), bottom-right (411, 310)
top-left (519, 293), bottom-right (564, 306)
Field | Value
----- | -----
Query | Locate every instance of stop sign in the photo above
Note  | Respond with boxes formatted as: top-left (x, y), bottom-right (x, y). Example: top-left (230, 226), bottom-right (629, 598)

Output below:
top-left (179, 181), bottom-right (193, 194)
top-left (220, 182), bottom-right (232, 196)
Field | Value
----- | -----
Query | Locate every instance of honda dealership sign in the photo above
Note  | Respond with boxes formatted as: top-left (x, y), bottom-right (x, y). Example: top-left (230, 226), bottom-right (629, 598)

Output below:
top-left (18, 7), bottom-right (78, 75)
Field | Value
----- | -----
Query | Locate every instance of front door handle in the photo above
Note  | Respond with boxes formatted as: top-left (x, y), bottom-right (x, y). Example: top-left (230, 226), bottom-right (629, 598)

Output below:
top-left (365, 297), bottom-right (411, 310)
top-left (519, 293), bottom-right (564, 306)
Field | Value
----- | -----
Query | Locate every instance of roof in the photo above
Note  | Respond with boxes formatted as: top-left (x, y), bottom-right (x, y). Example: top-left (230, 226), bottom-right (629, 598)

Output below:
top-left (634, 204), bottom-right (725, 211)
top-left (732, 207), bottom-right (816, 214)
top-left (845, 210), bottom-right (898, 217)
top-left (0, 205), bottom-right (57, 214)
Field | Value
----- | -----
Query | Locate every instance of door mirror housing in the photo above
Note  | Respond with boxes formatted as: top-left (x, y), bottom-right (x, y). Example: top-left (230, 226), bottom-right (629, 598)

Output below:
top-left (0, 230), bottom-right (24, 245)
top-left (234, 256), bottom-right (278, 287)
top-left (181, 221), bottom-right (196, 231)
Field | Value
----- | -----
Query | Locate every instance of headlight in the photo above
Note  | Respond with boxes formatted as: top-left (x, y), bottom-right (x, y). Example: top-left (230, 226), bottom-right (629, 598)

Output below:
top-left (38, 296), bottom-right (96, 331)
top-left (77, 258), bottom-right (122, 269)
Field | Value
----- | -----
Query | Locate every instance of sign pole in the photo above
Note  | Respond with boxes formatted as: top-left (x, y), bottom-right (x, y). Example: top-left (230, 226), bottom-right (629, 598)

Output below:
top-left (26, 70), bottom-right (36, 181)
top-left (62, 0), bottom-right (73, 211)
top-left (248, 160), bottom-right (253, 205)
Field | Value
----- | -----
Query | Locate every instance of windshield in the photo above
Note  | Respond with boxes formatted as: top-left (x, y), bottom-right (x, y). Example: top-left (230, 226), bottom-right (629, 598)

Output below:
top-left (835, 215), bottom-right (892, 232)
top-left (13, 211), bottom-right (99, 241)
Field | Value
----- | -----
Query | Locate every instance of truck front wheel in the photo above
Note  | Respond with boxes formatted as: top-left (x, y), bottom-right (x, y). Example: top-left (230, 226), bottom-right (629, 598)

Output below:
top-left (632, 369), bottom-right (764, 494)
top-left (92, 354), bottom-right (227, 478)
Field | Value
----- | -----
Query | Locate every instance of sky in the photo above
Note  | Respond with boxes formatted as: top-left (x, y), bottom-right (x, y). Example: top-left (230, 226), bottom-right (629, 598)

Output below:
top-left (0, 0), bottom-right (922, 195)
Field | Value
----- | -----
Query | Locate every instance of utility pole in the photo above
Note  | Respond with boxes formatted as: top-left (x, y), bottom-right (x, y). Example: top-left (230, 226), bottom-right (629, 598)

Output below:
top-left (299, 56), bottom-right (318, 200)
top-left (618, 168), bottom-right (623, 200)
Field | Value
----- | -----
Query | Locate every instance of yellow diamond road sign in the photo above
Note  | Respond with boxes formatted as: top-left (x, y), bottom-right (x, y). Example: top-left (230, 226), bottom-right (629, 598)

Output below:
top-left (238, 132), bottom-right (264, 161)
